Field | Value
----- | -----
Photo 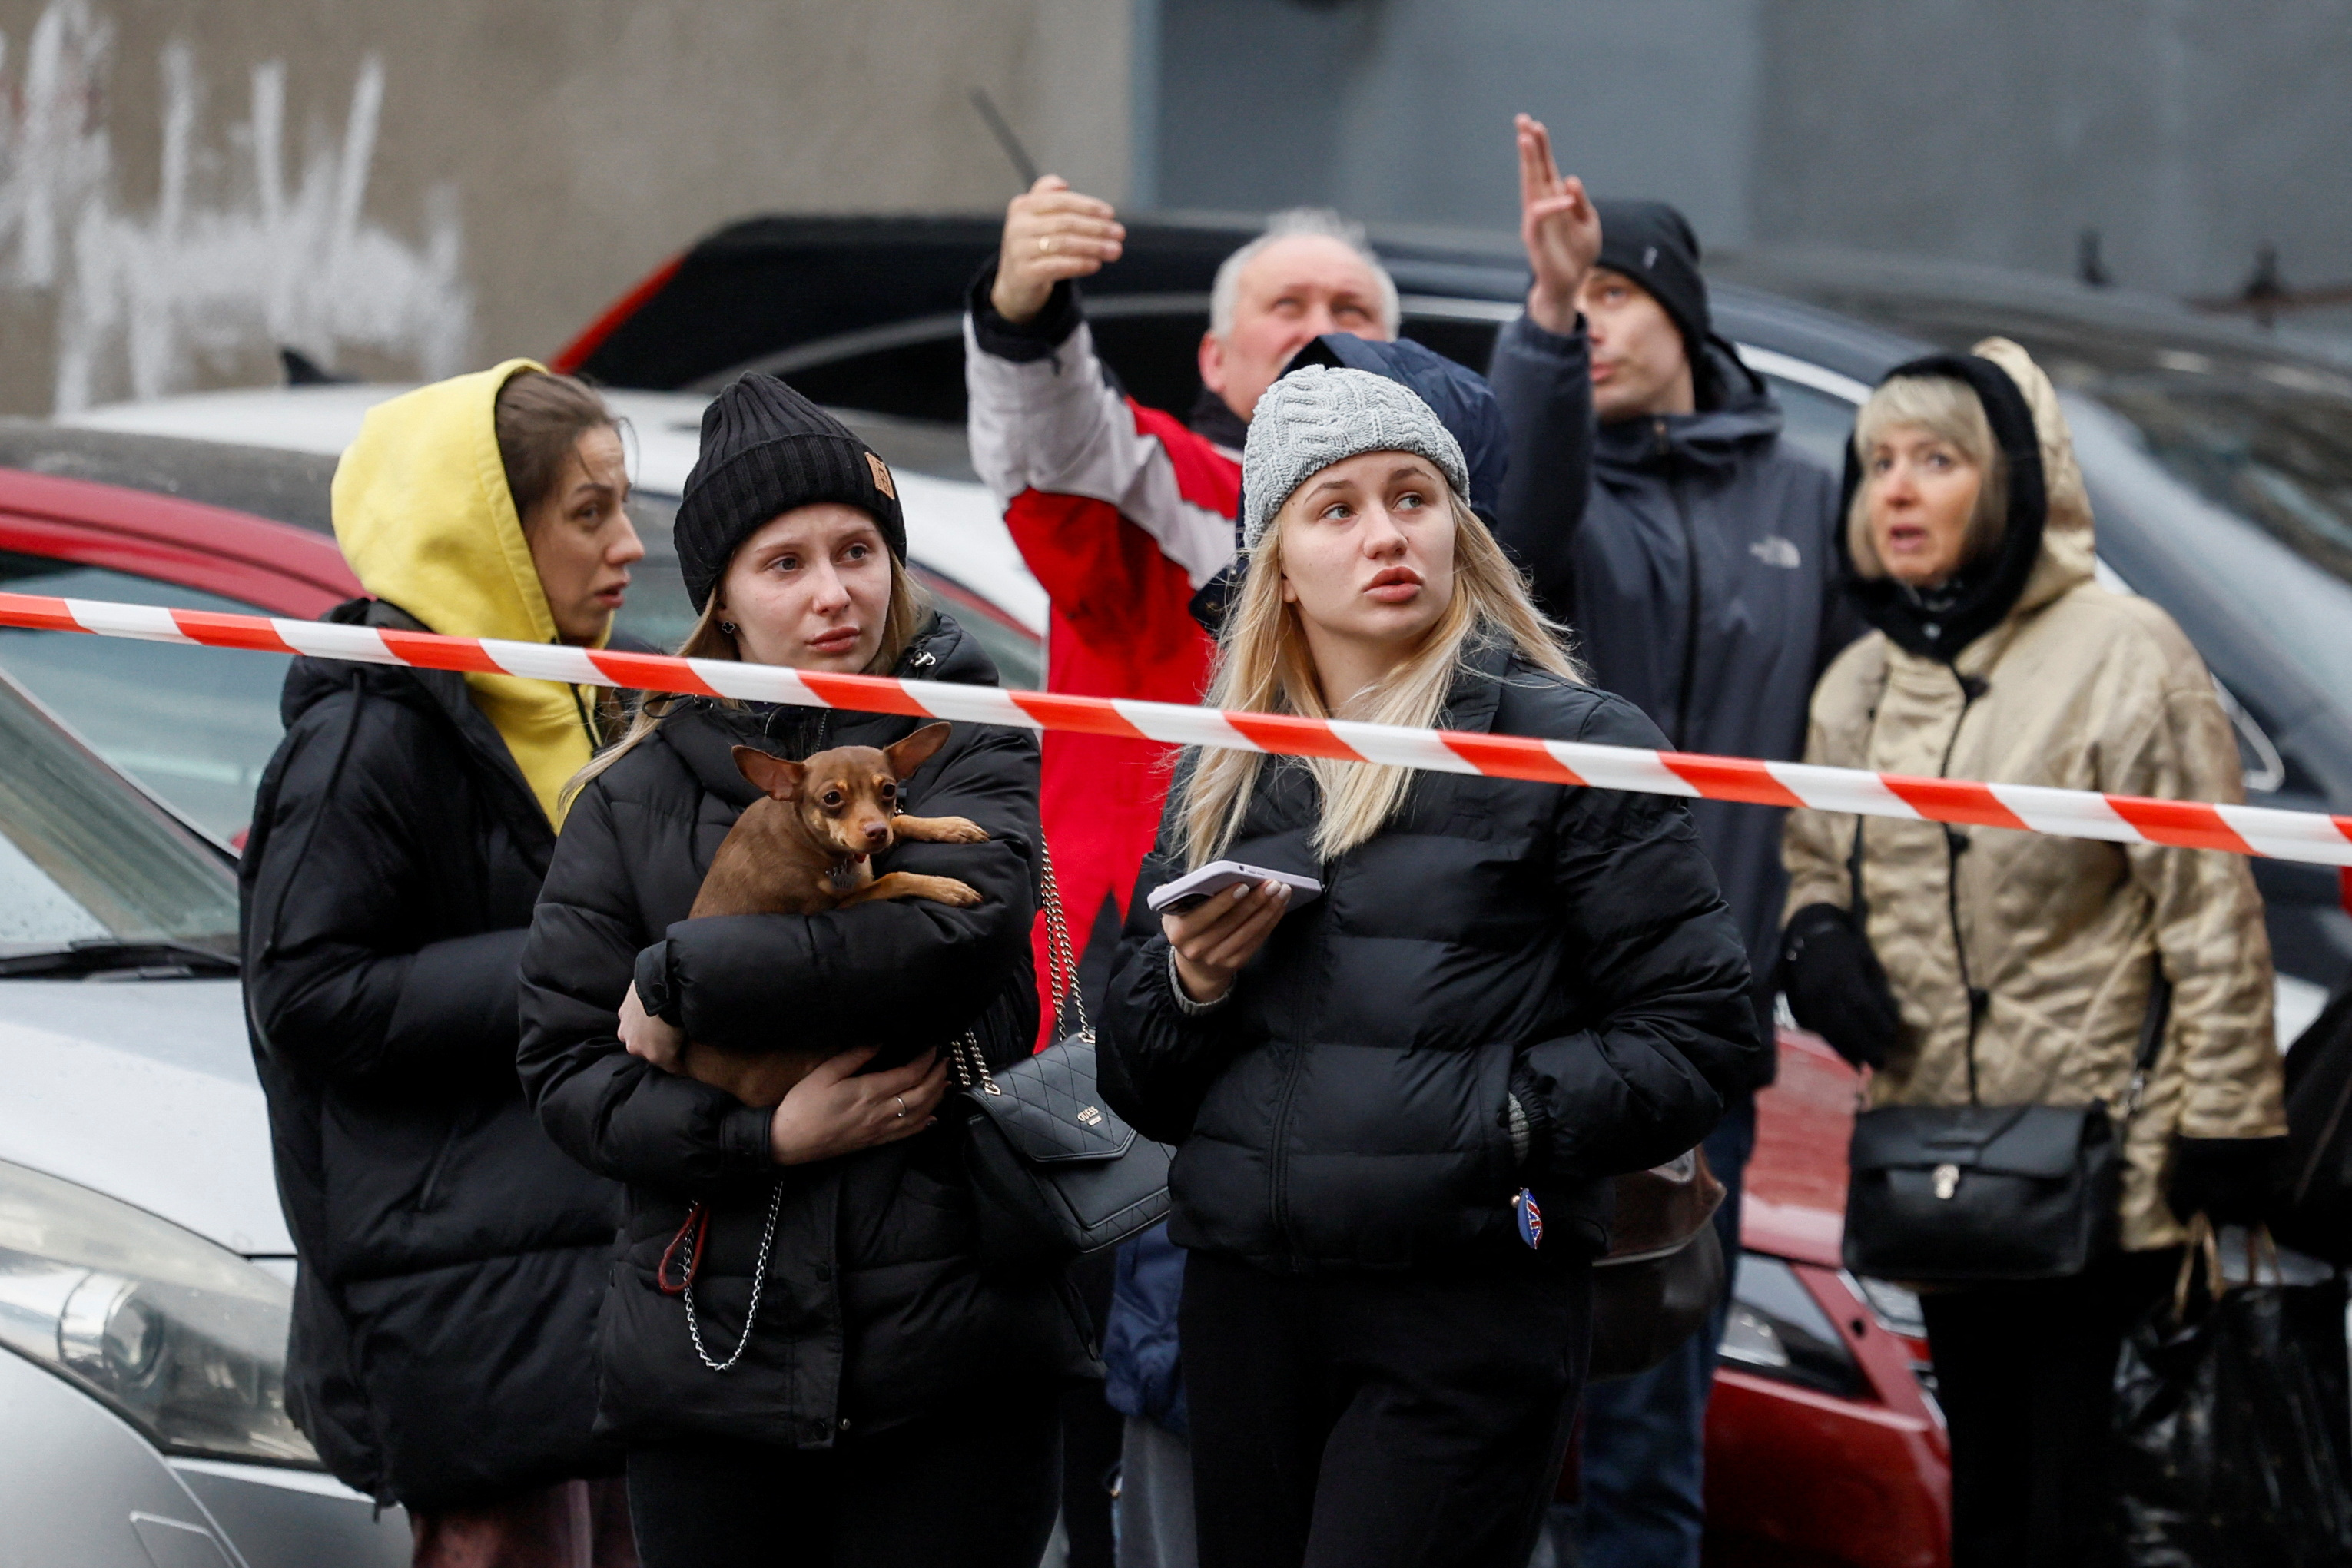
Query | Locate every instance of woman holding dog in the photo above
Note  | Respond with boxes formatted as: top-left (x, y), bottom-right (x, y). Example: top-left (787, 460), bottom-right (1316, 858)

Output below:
top-left (518, 375), bottom-right (1091, 1568)
top-left (1097, 366), bottom-right (1762, 1568)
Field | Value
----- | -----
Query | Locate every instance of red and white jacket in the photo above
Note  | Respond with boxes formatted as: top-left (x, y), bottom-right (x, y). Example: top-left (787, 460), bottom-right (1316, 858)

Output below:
top-left (964, 289), bottom-right (1241, 1015)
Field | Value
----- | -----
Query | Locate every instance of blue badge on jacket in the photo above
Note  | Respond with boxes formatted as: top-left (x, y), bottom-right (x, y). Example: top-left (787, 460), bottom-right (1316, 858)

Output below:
top-left (1513, 1188), bottom-right (1544, 1249)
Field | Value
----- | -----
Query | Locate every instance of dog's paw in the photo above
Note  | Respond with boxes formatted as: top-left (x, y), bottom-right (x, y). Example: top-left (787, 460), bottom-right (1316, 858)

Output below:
top-left (932, 877), bottom-right (984, 907)
top-left (931, 817), bottom-right (989, 844)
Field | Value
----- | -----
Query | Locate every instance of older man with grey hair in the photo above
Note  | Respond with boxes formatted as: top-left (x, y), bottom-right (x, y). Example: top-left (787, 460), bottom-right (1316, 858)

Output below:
top-left (964, 174), bottom-right (1398, 1568)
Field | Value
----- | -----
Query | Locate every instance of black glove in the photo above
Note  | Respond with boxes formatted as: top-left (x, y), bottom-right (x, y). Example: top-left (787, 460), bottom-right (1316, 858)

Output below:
top-left (2165, 1136), bottom-right (2287, 1228)
top-left (1779, 903), bottom-right (1901, 1070)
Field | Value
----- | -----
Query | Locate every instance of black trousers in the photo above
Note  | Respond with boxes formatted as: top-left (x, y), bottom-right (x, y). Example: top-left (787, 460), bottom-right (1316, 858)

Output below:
top-left (624, 1392), bottom-right (1061, 1568)
top-left (1179, 1248), bottom-right (1590, 1568)
top-left (1921, 1248), bottom-right (2180, 1568)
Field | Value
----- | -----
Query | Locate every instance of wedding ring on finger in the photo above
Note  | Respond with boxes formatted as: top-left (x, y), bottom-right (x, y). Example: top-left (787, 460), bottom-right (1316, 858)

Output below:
top-left (894, 1094), bottom-right (909, 1119)
top-left (1038, 234), bottom-right (1053, 254)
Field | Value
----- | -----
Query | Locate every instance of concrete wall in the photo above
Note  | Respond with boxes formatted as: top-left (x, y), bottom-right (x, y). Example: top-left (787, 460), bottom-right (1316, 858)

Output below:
top-left (1149, 0), bottom-right (2352, 303)
top-left (1754, 0), bottom-right (2352, 299)
top-left (1149, 0), bottom-right (1762, 244)
top-left (0, 0), bottom-right (1134, 414)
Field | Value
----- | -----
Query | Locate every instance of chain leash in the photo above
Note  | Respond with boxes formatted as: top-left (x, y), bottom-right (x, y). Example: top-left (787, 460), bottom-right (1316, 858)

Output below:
top-left (679, 1178), bottom-right (785, 1373)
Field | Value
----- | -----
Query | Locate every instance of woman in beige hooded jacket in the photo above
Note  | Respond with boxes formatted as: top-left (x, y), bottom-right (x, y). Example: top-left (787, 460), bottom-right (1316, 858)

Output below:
top-left (1779, 339), bottom-right (2284, 1568)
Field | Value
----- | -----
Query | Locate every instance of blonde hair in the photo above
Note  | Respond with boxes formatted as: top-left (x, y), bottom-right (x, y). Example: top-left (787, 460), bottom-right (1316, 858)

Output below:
top-left (562, 559), bottom-right (927, 807)
top-left (1847, 374), bottom-right (2009, 579)
top-left (1176, 489), bottom-right (1577, 867)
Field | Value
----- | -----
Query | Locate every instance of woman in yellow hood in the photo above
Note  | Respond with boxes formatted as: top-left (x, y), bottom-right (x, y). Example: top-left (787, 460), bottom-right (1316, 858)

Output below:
top-left (242, 363), bottom-right (643, 1563)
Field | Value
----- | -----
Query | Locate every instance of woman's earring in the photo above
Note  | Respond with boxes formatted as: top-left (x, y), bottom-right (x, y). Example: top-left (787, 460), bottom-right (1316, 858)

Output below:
top-left (719, 619), bottom-right (737, 635)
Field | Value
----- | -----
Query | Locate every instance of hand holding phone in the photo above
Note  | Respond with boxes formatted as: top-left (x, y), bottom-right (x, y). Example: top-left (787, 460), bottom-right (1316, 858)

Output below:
top-left (1155, 864), bottom-right (1315, 1008)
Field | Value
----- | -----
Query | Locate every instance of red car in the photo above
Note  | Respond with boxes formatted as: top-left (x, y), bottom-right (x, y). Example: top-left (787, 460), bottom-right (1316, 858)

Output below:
top-left (1707, 1030), bottom-right (1951, 1567)
top-left (0, 434), bottom-right (359, 843)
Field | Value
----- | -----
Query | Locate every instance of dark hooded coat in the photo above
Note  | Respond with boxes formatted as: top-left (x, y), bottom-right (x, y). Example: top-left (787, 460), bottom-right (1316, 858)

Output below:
top-left (516, 612), bottom-right (1096, 1446)
top-left (241, 598), bottom-right (623, 1510)
top-left (1488, 317), bottom-right (1856, 1072)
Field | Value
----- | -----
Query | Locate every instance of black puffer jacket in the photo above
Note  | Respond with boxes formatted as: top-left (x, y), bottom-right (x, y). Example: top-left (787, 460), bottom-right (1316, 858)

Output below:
top-left (517, 613), bottom-right (1095, 1447)
top-left (1100, 642), bottom-right (1761, 1270)
top-left (1488, 317), bottom-right (1856, 1068)
top-left (241, 598), bottom-right (623, 1510)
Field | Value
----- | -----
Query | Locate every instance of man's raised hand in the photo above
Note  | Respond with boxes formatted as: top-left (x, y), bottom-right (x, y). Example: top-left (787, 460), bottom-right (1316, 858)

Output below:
top-left (1515, 114), bottom-right (1601, 336)
top-left (990, 175), bottom-right (1126, 326)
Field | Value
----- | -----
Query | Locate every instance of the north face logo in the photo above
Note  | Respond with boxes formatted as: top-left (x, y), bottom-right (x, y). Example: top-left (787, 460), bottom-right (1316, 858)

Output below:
top-left (1750, 535), bottom-right (1801, 569)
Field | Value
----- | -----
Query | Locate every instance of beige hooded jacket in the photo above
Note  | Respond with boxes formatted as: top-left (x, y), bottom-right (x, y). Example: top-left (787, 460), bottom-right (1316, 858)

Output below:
top-left (1783, 338), bottom-right (2284, 1251)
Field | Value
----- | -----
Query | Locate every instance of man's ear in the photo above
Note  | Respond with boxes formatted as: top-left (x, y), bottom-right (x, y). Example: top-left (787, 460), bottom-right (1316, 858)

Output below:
top-left (883, 722), bottom-right (953, 781)
top-left (733, 746), bottom-right (805, 801)
top-left (1197, 330), bottom-right (1226, 398)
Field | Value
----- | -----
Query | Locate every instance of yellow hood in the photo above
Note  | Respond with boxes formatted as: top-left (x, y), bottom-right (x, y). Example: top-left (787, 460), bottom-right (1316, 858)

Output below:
top-left (332, 359), bottom-right (599, 826)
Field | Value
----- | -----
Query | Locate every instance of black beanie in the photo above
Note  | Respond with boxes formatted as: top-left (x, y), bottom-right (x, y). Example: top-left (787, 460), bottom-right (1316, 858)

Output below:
top-left (1593, 199), bottom-right (1711, 366)
top-left (674, 374), bottom-right (907, 611)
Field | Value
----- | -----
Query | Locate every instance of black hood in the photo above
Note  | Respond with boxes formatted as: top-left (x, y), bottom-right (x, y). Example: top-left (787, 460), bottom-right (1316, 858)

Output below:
top-left (1836, 351), bottom-right (2049, 663)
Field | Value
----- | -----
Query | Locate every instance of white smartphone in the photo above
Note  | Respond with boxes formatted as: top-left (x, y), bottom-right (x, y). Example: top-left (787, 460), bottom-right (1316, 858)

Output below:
top-left (1146, 860), bottom-right (1324, 916)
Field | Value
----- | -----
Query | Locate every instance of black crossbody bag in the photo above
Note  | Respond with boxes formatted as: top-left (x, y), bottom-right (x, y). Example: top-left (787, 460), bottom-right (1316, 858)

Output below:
top-left (951, 845), bottom-right (1172, 1269)
top-left (1840, 814), bottom-right (2171, 1285)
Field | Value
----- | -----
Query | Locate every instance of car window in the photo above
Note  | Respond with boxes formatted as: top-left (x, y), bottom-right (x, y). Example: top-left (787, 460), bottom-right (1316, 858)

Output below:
top-left (1759, 375), bottom-right (1863, 476)
top-left (0, 555), bottom-right (292, 844)
top-left (0, 671), bottom-right (237, 953)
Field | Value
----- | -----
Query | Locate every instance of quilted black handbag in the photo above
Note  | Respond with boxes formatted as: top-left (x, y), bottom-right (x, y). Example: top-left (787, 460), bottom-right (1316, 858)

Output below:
top-left (952, 847), bottom-right (1171, 1269)
top-left (1838, 816), bottom-right (2168, 1284)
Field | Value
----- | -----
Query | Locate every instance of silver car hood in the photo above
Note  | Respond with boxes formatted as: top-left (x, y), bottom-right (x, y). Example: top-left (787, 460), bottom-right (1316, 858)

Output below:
top-left (0, 976), bottom-right (292, 1257)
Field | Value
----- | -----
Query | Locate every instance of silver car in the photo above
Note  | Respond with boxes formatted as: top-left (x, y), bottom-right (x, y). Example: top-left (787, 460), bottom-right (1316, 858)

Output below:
top-left (0, 668), bottom-right (406, 1566)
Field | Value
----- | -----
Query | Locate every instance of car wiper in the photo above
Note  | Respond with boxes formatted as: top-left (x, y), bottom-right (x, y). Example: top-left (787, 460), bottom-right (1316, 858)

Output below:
top-left (0, 939), bottom-right (240, 978)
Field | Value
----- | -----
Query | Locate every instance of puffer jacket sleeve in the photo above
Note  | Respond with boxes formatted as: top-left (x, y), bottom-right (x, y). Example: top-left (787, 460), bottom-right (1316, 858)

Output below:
top-left (633, 724), bottom-right (1041, 1056)
top-left (1098, 828), bottom-right (1252, 1146)
top-left (1511, 694), bottom-right (1763, 1180)
top-left (517, 778), bottom-right (775, 1192)
top-left (1486, 312), bottom-right (1594, 622)
top-left (244, 686), bottom-right (525, 1085)
top-left (2108, 625), bottom-right (2284, 1140)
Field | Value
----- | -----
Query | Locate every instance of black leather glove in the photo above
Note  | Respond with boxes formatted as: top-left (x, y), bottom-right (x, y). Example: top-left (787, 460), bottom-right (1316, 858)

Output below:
top-left (1779, 903), bottom-right (1901, 1070)
top-left (2166, 1136), bottom-right (2287, 1228)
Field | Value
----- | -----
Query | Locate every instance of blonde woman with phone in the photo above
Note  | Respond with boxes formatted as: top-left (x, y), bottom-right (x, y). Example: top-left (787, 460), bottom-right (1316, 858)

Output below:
top-left (1098, 366), bottom-right (1760, 1568)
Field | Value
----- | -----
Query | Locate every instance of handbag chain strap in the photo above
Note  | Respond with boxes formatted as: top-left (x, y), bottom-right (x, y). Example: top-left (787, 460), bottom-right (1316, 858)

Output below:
top-left (678, 1178), bottom-right (785, 1373)
top-left (951, 833), bottom-right (1089, 1096)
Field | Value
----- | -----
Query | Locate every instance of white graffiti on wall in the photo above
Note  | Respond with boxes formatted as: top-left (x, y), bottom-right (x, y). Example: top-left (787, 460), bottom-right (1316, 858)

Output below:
top-left (0, 1), bottom-right (469, 412)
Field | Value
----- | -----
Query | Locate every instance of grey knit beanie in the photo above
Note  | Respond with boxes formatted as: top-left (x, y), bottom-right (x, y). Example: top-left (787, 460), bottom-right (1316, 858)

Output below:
top-left (1240, 366), bottom-right (1470, 552)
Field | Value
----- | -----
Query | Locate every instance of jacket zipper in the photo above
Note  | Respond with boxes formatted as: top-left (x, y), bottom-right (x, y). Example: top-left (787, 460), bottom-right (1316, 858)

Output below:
top-left (1267, 1043), bottom-right (1308, 1268)
top-left (1937, 671), bottom-right (1989, 1101)
top-left (1660, 419), bottom-right (1703, 749)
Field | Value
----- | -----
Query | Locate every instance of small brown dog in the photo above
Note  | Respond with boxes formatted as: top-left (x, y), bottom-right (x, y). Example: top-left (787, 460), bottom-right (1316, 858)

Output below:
top-left (678, 721), bottom-right (987, 1106)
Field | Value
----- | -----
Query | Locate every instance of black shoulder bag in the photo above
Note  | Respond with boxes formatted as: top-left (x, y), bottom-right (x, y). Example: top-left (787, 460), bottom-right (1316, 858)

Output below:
top-left (1840, 813), bottom-right (2171, 1285)
top-left (952, 845), bottom-right (1172, 1270)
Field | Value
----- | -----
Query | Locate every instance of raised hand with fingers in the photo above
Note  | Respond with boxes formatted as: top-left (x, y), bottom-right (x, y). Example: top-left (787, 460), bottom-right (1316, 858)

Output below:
top-left (990, 174), bottom-right (1128, 326)
top-left (1514, 112), bottom-right (1601, 335)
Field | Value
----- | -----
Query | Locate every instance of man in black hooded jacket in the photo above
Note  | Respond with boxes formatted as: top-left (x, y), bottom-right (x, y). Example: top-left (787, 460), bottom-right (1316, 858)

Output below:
top-left (1485, 115), bottom-right (1858, 1568)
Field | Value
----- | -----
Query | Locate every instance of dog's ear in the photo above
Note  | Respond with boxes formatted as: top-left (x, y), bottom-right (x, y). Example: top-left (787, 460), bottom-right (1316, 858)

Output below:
top-left (883, 722), bottom-right (953, 781)
top-left (733, 745), bottom-right (806, 802)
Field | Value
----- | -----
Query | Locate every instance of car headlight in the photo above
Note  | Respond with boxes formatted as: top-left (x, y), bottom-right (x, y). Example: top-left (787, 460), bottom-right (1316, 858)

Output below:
top-left (0, 1156), bottom-right (315, 1466)
top-left (1717, 1251), bottom-right (1869, 1400)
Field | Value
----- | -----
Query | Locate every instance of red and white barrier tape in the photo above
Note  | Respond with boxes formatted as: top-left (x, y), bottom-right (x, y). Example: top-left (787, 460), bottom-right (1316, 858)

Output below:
top-left (7, 589), bottom-right (2350, 868)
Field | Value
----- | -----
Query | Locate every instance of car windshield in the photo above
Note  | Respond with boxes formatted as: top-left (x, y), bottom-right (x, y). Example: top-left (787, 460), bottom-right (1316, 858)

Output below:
top-left (2058, 375), bottom-right (2352, 709)
top-left (0, 556), bottom-right (293, 844)
top-left (0, 671), bottom-right (238, 956)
